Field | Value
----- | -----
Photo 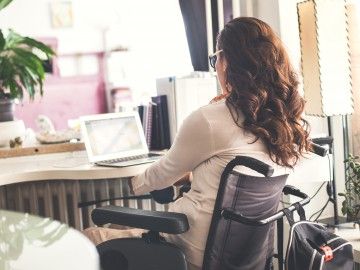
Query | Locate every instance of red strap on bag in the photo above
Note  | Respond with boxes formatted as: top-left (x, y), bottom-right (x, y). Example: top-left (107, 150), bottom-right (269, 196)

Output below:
top-left (320, 245), bottom-right (333, 262)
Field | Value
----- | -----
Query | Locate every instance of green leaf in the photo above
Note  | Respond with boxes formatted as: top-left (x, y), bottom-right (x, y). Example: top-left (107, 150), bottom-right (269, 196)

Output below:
top-left (4, 30), bottom-right (55, 57)
top-left (21, 37), bottom-right (55, 57)
top-left (0, 29), bottom-right (53, 100)
top-left (0, 30), bottom-right (4, 50)
top-left (3, 55), bottom-right (41, 99)
top-left (15, 65), bottom-right (40, 99)
top-left (8, 79), bottom-right (22, 99)
top-left (4, 29), bottom-right (22, 49)
top-left (12, 47), bottom-right (45, 76)
top-left (0, 0), bottom-right (13, 11)
top-left (0, 57), bottom-right (15, 81)
top-left (15, 68), bottom-right (34, 99)
top-left (350, 161), bottom-right (355, 170)
top-left (338, 192), bottom-right (347, 197)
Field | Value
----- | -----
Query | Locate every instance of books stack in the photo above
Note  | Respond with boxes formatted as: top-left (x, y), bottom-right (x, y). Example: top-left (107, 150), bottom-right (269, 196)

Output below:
top-left (138, 95), bottom-right (171, 150)
top-left (137, 103), bottom-right (153, 147)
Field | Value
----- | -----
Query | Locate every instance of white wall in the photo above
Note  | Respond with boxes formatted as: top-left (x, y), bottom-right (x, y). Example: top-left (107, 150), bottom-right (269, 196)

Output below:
top-left (0, 0), bottom-right (193, 102)
top-left (253, 0), bottom-right (281, 35)
top-left (0, 0), bottom-right (115, 53)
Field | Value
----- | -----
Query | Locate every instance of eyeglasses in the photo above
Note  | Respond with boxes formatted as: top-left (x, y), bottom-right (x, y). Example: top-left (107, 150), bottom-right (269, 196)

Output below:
top-left (209, 49), bottom-right (223, 69)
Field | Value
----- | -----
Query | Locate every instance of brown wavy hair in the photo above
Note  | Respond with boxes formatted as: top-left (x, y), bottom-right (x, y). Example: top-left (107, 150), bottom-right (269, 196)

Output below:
top-left (217, 17), bottom-right (311, 168)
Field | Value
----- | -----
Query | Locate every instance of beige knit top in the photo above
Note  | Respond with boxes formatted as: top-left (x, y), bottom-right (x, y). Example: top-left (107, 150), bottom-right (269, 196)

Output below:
top-left (131, 99), bottom-right (289, 267)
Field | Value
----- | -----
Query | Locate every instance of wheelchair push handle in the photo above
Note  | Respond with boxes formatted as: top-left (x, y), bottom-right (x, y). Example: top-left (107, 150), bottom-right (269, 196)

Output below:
top-left (229, 143), bottom-right (328, 178)
top-left (227, 156), bottom-right (274, 177)
top-left (310, 142), bottom-right (328, 157)
top-left (221, 185), bottom-right (310, 226)
top-left (282, 185), bottom-right (308, 199)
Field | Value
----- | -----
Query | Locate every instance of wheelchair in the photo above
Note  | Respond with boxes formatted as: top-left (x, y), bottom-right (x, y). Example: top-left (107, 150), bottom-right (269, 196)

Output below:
top-left (91, 156), bottom-right (310, 270)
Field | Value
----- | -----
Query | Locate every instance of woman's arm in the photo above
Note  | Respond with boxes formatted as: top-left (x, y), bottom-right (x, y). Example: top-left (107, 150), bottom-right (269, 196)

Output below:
top-left (131, 109), bottom-right (213, 195)
top-left (129, 172), bottom-right (191, 194)
top-left (173, 172), bottom-right (192, 186)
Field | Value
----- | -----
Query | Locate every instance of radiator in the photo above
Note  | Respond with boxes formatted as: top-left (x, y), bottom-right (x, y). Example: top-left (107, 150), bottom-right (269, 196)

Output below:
top-left (0, 178), bottom-right (167, 230)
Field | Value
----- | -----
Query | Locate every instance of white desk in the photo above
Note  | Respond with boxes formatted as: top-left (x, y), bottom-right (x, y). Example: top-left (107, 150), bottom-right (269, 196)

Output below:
top-left (0, 149), bottom-right (331, 231)
top-left (0, 151), bottom-right (151, 185)
top-left (0, 150), bottom-right (154, 230)
top-left (0, 150), bottom-right (330, 185)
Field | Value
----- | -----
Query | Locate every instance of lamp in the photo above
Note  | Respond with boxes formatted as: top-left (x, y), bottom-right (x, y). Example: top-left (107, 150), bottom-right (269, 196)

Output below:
top-left (297, 0), bottom-right (353, 224)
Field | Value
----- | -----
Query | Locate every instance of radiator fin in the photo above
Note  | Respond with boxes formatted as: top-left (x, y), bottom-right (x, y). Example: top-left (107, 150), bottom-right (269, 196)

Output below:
top-left (1, 178), bottom-right (167, 230)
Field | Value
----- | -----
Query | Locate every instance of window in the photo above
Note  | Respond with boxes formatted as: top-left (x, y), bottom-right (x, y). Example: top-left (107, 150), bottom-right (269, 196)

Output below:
top-left (106, 0), bottom-right (193, 104)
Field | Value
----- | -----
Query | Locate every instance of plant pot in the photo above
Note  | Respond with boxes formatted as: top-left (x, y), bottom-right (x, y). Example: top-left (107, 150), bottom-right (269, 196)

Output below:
top-left (0, 98), bottom-right (15, 122)
top-left (0, 120), bottom-right (26, 147)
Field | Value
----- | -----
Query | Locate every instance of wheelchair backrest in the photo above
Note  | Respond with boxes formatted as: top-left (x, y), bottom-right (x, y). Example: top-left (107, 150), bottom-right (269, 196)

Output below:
top-left (202, 156), bottom-right (288, 270)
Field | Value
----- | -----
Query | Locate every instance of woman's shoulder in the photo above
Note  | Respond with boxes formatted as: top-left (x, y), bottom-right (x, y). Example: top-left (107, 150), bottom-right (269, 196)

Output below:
top-left (199, 99), bottom-right (228, 115)
top-left (180, 100), bottom-right (229, 132)
top-left (185, 99), bottom-right (243, 130)
top-left (197, 99), bottom-right (239, 122)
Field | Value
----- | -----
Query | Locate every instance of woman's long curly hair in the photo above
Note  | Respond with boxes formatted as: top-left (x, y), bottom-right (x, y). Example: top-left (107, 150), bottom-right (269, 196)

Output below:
top-left (218, 17), bottom-right (311, 168)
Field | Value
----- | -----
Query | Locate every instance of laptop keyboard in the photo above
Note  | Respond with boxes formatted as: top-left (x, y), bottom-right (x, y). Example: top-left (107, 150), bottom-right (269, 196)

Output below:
top-left (103, 154), bottom-right (155, 164)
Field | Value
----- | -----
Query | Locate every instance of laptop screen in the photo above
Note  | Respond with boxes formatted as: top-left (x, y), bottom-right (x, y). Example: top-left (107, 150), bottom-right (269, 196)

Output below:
top-left (81, 112), bottom-right (148, 162)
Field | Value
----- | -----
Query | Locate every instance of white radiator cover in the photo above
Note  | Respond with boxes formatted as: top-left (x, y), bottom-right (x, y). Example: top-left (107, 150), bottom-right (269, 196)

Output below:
top-left (0, 178), bottom-right (167, 230)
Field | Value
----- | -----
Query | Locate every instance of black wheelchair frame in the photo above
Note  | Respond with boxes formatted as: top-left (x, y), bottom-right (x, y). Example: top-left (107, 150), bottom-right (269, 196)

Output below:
top-left (88, 155), bottom-right (313, 270)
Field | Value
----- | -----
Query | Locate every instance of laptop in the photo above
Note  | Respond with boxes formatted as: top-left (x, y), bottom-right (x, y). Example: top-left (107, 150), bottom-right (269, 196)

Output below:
top-left (80, 112), bottom-right (162, 167)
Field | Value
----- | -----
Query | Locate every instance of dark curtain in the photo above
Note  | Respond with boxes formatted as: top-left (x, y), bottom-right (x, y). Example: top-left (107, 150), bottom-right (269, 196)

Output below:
top-left (179, 0), bottom-right (208, 71)
top-left (210, 0), bottom-right (219, 51)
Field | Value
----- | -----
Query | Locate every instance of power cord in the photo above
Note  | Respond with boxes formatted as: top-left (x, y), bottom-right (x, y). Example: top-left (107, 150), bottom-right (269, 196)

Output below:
top-left (310, 198), bottom-right (331, 221)
top-left (310, 182), bottom-right (327, 201)
top-left (280, 182), bottom-right (326, 207)
top-left (309, 153), bottom-right (333, 222)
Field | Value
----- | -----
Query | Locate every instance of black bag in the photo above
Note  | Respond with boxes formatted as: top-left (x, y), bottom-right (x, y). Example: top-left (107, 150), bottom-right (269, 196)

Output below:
top-left (284, 204), bottom-right (353, 270)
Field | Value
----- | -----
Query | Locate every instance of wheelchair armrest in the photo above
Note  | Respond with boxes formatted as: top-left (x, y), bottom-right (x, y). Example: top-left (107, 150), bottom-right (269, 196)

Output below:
top-left (92, 205), bottom-right (189, 234)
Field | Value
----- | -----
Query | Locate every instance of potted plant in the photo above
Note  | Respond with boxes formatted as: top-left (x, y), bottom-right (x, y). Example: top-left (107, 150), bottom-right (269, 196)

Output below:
top-left (0, 0), bottom-right (55, 146)
top-left (338, 155), bottom-right (360, 221)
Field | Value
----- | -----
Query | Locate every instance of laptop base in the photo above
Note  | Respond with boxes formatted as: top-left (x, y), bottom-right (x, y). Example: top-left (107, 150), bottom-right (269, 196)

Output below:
top-left (96, 156), bottom-right (161, 168)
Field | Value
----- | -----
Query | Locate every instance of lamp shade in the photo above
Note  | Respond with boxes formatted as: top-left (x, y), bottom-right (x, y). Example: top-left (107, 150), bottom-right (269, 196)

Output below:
top-left (297, 0), bottom-right (353, 116)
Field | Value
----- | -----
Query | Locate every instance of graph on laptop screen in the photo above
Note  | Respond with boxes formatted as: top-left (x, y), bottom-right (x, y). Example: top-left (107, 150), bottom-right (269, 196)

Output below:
top-left (85, 116), bottom-right (143, 156)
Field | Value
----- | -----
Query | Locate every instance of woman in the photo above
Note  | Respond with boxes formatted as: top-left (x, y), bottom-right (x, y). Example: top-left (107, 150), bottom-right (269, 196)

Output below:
top-left (85, 17), bottom-right (311, 270)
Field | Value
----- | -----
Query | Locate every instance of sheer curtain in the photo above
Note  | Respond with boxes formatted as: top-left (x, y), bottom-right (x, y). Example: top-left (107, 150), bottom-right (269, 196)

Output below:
top-left (108, 0), bottom-right (193, 103)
